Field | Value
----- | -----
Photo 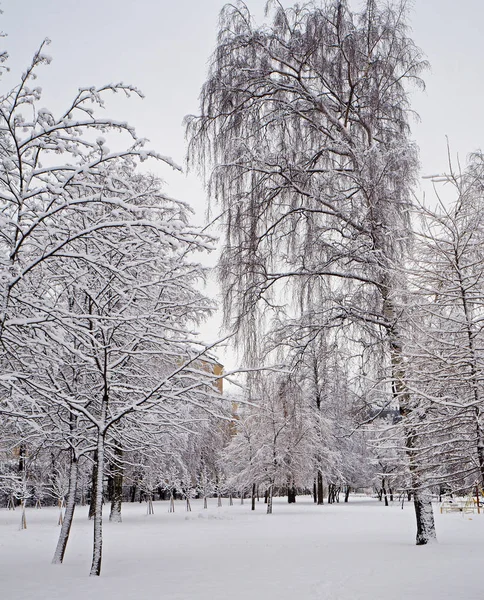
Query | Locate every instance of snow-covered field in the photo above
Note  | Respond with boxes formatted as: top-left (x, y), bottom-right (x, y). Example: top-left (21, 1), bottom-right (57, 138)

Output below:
top-left (1, 496), bottom-right (481, 600)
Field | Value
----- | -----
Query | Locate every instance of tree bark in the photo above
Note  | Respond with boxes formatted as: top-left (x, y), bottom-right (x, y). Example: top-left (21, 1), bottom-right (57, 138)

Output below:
top-left (382, 478), bottom-right (389, 507)
top-left (89, 432), bottom-right (105, 576)
top-left (267, 485), bottom-right (273, 514)
top-left (52, 454), bottom-right (78, 564)
top-left (414, 491), bottom-right (436, 545)
top-left (344, 486), bottom-right (350, 503)
top-left (88, 451), bottom-right (98, 520)
top-left (109, 445), bottom-right (123, 523)
top-left (317, 470), bottom-right (324, 505)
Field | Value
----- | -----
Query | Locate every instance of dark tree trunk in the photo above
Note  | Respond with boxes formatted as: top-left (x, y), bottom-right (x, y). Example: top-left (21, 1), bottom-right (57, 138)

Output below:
top-left (344, 486), bottom-right (350, 503)
top-left (106, 473), bottom-right (114, 502)
top-left (88, 451), bottom-right (98, 520)
top-left (313, 479), bottom-right (317, 503)
top-left (382, 478), bottom-right (389, 507)
top-left (317, 471), bottom-right (324, 505)
top-left (251, 483), bottom-right (256, 511)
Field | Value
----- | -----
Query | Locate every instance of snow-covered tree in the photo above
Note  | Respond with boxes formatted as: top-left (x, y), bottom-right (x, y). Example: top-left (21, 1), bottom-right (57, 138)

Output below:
top-left (188, 0), bottom-right (432, 543)
top-left (0, 40), bottom-right (219, 576)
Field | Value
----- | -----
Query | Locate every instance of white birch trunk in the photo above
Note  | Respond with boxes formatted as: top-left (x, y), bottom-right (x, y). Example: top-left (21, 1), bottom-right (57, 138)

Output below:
top-left (52, 456), bottom-right (79, 564)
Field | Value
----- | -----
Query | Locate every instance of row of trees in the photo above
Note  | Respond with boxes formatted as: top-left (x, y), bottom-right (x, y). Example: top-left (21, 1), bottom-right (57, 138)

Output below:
top-left (0, 41), bottom-right (224, 576)
top-left (4, 0), bottom-right (484, 579)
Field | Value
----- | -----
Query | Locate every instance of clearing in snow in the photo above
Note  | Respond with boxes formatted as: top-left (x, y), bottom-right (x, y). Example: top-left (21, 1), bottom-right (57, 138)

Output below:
top-left (1, 496), bottom-right (481, 600)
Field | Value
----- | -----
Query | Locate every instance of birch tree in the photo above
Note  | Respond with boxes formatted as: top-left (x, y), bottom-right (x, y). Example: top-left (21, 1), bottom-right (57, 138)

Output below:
top-left (188, 0), bottom-right (434, 543)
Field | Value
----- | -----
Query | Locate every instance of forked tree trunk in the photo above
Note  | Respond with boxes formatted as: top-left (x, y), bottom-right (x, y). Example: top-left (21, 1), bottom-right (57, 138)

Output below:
top-left (52, 455), bottom-right (79, 564)
top-left (147, 494), bottom-right (154, 515)
top-left (382, 478), bottom-right (389, 507)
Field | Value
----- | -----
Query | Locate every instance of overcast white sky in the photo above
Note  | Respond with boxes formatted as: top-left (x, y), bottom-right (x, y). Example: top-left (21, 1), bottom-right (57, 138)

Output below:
top-left (3, 0), bottom-right (484, 361)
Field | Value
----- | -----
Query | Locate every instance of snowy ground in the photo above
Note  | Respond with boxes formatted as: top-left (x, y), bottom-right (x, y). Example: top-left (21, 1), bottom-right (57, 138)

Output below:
top-left (1, 496), bottom-right (482, 600)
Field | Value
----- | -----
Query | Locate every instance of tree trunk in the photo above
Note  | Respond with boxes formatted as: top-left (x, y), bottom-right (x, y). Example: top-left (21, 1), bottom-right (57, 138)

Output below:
top-left (89, 432), bottom-right (105, 576)
top-left (147, 494), bottom-right (154, 515)
top-left (384, 287), bottom-right (437, 545)
top-left (313, 479), bottom-right (317, 503)
top-left (382, 478), bottom-right (389, 507)
top-left (88, 451), bottom-right (98, 520)
top-left (109, 445), bottom-right (123, 523)
top-left (267, 485), bottom-right (273, 514)
top-left (20, 500), bottom-right (27, 530)
top-left (52, 454), bottom-right (79, 564)
top-left (317, 470), bottom-right (324, 505)
top-left (475, 410), bottom-right (484, 488)
top-left (251, 482), bottom-right (256, 511)
top-left (344, 486), bottom-right (350, 503)
top-left (414, 491), bottom-right (436, 545)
